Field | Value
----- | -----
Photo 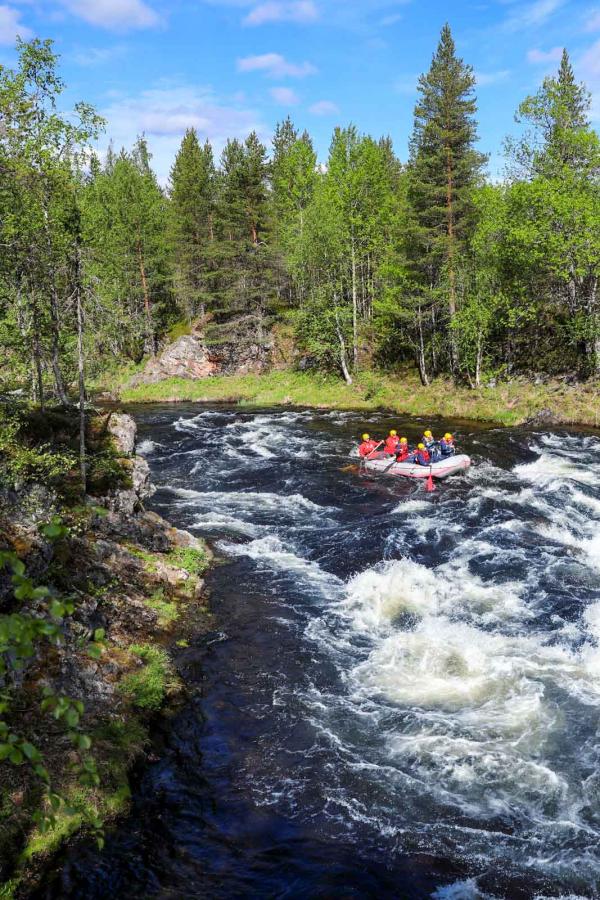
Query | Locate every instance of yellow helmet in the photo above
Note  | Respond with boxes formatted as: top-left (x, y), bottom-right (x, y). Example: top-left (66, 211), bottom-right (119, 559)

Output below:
top-left (424, 430), bottom-right (433, 438)
top-left (400, 437), bottom-right (408, 443)
top-left (389, 430), bottom-right (397, 437)
top-left (444, 433), bottom-right (452, 440)
top-left (362, 433), bottom-right (370, 441)
top-left (418, 443), bottom-right (425, 450)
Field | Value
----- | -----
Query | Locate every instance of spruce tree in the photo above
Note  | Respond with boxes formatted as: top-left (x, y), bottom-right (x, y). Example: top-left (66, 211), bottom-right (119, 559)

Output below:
top-left (407, 23), bottom-right (486, 372)
top-left (169, 129), bottom-right (216, 321)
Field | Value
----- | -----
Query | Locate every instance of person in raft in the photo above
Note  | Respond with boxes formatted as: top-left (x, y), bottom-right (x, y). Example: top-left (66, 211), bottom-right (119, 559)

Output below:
top-left (359, 433), bottom-right (380, 457)
top-left (396, 437), bottom-right (411, 462)
top-left (440, 433), bottom-right (456, 457)
top-left (384, 430), bottom-right (400, 455)
top-left (412, 443), bottom-right (432, 466)
top-left (422, 429), bottom-right (440, 462)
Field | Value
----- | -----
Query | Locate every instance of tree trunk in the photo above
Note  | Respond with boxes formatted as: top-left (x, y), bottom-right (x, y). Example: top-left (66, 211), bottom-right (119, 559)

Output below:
top-left (416, 304), bottom-right (429, 387)
top-left (334, 303), bottom-right (353, 385)
top-left (137, 237), bottom-right (154, 353)
top-left (351, 230), bottom-right (358, 368)
top-left (75, 246), bottom-right (87, 493)
top-left (31, 293), bottom-right (45, 410)
top-left (446, 147), bottom-right (458, 372)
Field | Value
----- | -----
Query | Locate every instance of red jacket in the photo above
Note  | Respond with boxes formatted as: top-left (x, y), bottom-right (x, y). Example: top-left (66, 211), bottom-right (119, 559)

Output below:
top-left (396, 446), bottom-right (410, 462)
top-left (359, 439), bottom-right (379, 458)
top-left (415, 448), bottom-right (431, 466)
top-left (384, 435), bottom-right (400, 454)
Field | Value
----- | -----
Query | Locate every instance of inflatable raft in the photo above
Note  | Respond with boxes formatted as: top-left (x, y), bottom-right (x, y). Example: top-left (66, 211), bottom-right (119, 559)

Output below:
top-left (362, 452), bottom-right (471, 480)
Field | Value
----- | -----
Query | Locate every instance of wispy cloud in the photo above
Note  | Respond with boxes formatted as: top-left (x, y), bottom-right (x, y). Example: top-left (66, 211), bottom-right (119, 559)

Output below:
top-left (72, 44), bottom-right (127, 66)
top-left (237, 52), bottom-right (316, 77)
top-left (308, 99), bottom-right (339, 115)
top-left (584, 8), bottom-right (600, 31)
top-left (526, 46), bottom-right (563, 63)
top-left (99, 82), bottom-right (265, 183)
top-left (270, 85), bottom-right (300, 104)
top-left (243, 1), bottom-right (318, 25)
top-left (0, 5), bottom-right (33, 44)
top-left (474, 69), bottom-right (511, 86)
top-left (59, 0), bottom-right (161, 31)
top-left (503, 0), bottom-right (564, 31)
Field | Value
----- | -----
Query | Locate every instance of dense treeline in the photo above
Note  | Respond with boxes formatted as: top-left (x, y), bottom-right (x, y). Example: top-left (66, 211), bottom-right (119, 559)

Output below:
top-left (0, 26), bottom-right (599, 407)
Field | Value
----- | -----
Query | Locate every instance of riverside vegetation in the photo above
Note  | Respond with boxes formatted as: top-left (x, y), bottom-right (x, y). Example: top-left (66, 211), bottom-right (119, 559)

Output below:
top-left (0, 404), bottom-right (210, 897)
top-left (0, 28), bottom-right (599, 422)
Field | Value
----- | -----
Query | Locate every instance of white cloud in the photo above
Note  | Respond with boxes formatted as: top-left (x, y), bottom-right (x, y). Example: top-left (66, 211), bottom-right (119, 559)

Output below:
top-left (72, 44), bottom-right (127, 66)
top-left (243, 0), bottom-right (318, 25)
top-left (503, 0), bottom-right (564, 31)
top-left (308, 99), bottom-right (339, 115)
top-left (526, 46), bottom-right (563, 63)
top-left (0, 5), bottom-right (33, 44)
top-left (237, 52), bottom-right (316, 77)
top-left (474, 68), bottom-right (511, 86)
top-left (60, 0), bottom-right (160, 31)
top-left (270, 85), bottom-right (299, 104)
top-left (584, 8), bottom-right (600, 31)
top-left (578, 39), bottom-right (600, 120)
top-left (99, 83), bottom-right (265, 183)
top-left (380, 12), bottom-right (402, 26)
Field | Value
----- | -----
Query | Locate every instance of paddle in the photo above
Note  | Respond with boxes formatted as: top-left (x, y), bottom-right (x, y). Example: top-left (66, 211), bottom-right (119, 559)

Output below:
top-left (426, 463), bottom-right (435, 492)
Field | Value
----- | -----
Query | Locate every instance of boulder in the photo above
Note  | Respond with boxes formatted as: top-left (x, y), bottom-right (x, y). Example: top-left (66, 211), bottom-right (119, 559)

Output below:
top-left (107, 412), bottom-right (137, 456)
top-left (136, 334), bottom-right (218, 384)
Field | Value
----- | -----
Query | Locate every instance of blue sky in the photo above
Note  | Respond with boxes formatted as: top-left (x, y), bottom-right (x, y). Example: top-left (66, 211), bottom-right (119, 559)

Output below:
top-left (2, 0), bottom-right (599, 182)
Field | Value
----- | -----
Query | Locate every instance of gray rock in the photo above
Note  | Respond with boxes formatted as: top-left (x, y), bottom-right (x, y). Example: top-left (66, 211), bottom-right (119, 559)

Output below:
top-left (107, 412), bottom-right (137, 456)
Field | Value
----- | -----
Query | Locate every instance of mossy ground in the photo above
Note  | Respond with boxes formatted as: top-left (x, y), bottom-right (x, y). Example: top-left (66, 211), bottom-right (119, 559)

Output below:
top-left (117, 369), bottom-right (600, 429)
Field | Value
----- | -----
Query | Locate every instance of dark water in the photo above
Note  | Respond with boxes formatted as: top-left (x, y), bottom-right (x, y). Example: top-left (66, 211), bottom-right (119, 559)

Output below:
top-left (39, 406), bottom-right (600, 899)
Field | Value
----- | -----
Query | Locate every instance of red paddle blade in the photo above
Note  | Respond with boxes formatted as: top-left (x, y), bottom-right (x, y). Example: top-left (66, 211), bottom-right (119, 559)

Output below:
top-left (426, 474), bottom-right (435, 492)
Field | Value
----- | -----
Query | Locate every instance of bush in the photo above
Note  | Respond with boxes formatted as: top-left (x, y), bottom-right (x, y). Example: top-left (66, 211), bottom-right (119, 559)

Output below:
top-left (118, 644), bottom-right (173, 711)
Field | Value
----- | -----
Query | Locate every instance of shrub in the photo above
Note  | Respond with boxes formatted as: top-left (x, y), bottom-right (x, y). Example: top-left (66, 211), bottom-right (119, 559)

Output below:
top-left (118, 644), bottom-right (173, 711)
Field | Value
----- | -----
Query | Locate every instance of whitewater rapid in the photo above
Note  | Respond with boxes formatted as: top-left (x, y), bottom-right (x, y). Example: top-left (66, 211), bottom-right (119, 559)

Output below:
top-left (60, 407), bottom-right (600, 899)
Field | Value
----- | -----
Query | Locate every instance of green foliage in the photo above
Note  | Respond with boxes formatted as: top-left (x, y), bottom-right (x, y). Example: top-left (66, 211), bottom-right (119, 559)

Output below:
top-left (145, 589), bottom-right (178, 626)
top-left (119, 644), bottom-right (174, 710)
top-left (169, 546), bottom-right (209, 577)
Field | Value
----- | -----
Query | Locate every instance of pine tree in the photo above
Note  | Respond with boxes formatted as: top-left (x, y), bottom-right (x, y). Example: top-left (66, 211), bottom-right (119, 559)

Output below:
top-left (169, 129), bottom-right (216, 321)
top-left (407, 23), bottom-right (486, 373)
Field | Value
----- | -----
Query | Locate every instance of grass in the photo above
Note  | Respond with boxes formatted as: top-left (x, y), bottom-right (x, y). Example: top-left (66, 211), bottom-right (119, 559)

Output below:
top-left (169, 546), bottom-right (210, 577)
top-left (117, 368), bottom-right (600, 428)
top-left (145, 588), bottom-right (179, 626)
top-left (118, 644), bottom-right (175, 711)
top-left (128, 543), bottom-right (210, 580)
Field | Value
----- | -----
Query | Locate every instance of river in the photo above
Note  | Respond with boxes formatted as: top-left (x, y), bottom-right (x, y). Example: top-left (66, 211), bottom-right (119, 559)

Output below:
top-left (39, 405), bottom-right (600, 898)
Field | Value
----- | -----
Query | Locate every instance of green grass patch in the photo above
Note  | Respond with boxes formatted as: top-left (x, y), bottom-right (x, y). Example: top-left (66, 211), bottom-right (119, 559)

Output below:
top-left (145, 588), bottom-right (179, 626)
top-left (118, 368), bottom-right (600, 429)
top-left (167, 320), bottom-right (192, 343)
top-left (118, 644), bottom-right (174, 711)
top-left (169, 545), bottom-right (209, 577)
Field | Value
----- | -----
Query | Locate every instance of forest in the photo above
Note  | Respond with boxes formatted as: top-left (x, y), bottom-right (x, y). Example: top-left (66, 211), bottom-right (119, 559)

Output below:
top-left (0, 25), bottom-right (599, 403)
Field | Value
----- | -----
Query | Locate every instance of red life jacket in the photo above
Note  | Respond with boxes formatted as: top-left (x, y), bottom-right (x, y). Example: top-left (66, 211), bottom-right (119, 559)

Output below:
top-left (384, 435), bottom-right (400, 454)
top-left (359, 439), bottom-right (379, 458)
top-left (396, 446), bottom-right (410, 462)
top-left (416, 449), bottom-right (431, 465)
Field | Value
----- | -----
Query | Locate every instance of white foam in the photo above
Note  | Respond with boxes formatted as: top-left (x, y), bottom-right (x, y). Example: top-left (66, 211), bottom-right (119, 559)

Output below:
top-left (137, 439), bottom-right (161, 455)
top-left (218, 535), bottom-right (343, 595)
top-left (515, 452), bottom-right (599, 487)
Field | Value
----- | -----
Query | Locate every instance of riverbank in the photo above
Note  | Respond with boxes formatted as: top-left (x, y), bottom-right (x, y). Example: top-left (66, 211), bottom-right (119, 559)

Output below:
top-left (116, 369), bottom-right (600, 428)
top-left (0, 407), bottom-right (211, 898)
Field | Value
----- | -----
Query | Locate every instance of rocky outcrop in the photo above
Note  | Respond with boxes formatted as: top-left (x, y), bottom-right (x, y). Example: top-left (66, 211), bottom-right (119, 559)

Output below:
top-left (104, 411), bottom-right (154, 513)
top-left (129, 320), bottom-right (273, 388)
top-left (131, 334), bottom-right (219, 385)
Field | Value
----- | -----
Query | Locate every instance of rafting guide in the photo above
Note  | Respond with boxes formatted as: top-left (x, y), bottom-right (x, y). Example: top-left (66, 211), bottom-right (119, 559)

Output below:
top-left (357, 428), bottom-right (471, 486)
